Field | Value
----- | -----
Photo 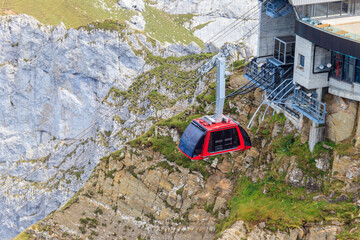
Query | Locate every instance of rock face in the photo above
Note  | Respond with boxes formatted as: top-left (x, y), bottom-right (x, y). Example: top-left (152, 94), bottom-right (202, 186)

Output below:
top-left (148, 0), bottom-right (258, 51)
top-left (118, 0), bottom-right (145, 12)
top-left (21, 146), bottom-right (235, 240)
top-left (218, 220), bottom-right (342, 240)
top-left (0, 14), bottom-right (212, 239)
top-left (325, 95), bottom-right (358, 142)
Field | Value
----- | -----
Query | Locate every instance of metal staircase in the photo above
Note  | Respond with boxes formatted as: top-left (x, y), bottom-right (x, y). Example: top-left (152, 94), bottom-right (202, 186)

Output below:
top-left (244, 57), bottom-right (327, 126)
top-left (263, 0), bottom-right (293, 18)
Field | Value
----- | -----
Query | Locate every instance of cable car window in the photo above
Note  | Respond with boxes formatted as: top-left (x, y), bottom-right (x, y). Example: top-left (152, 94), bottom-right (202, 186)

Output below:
top-left (232, 128), bottom-right (240, 147)
top-left (179, 122), bottom-right (206, 158)
top-left (208, 128), bottom-right (240, 153)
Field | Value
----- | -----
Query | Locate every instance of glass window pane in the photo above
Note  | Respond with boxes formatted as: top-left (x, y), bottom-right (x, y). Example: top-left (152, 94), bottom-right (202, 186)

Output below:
top-left (342, 0), bottom-right (354, 15)
top-left (232, 128), bottom-right (240, 148)
top-left (355, 60), bottom-right (360, 83)
top-left (314, 3), bottom-right (328, 17)
top-left (355, 0), bottom-right (360, 14)
top-left (224, 129), bottom-right (233, 149)
top-left (208, 131), bottom-right (223, 153)
top-left (331, 52), bottom-right (343, 80)
top-left (179, 122), bottom-right (206, 158)
top-left (328, 1), bottom-right (342, 16)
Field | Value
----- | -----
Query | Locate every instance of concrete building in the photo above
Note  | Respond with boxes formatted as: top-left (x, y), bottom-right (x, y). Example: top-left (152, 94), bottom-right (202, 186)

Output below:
top-left (245, 0), bottom-right (360, 151)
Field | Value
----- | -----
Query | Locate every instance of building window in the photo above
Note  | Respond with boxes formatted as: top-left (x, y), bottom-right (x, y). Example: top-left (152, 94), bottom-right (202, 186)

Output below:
top-left (330, 51), bottom-right (360, 83)
top-left (299, 54), bottom-right (305, 68)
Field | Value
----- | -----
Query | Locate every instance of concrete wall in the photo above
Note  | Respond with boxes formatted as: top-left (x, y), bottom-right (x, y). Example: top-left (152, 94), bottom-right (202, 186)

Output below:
top-left (257, 5), bottom-right (297, 57)
top-left (293, 35), bottom-right (330, 89)
top-left (329, 78), bottom-right (360, 101)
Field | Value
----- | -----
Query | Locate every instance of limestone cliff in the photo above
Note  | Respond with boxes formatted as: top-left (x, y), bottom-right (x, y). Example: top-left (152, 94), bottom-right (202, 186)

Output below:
top-left (18, 75), bottom-right (360, 240)
top-left (0, 14), bottom-right (229, 239)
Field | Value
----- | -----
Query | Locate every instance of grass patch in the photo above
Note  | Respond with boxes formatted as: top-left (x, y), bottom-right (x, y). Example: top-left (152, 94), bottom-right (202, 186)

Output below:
top-left (1, 0), bottom-right (135, 29)
top-left (78, 19), bottom-right (127, 33)
top-left (13, 231), bottom-right (30, 240)
top-left (271, 134), bottom-right (333, 177)
top-left (143, 6), bottom-right (203, 47)
top-left (270, 112), bottom-right (286, 124)
top-left (129, 111), bottom-right (210, 179)
top-left (217, 177), bottom-right (359, 234)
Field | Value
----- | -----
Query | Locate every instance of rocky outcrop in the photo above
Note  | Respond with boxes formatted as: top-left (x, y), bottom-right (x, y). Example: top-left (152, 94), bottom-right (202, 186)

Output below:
top-left (135, 0), bottom-right (259, 50)
top-left (20, 145), bottom-right (235, 240)
top-left (219, 221), bottom-right (304, 240)
top-left (219, 220), bottom-right (344, 240)
top-left (118, 0), bottom-right (145, 12)
top-left (325, 94), bottom-right (358, 142)
top-left (0, 14), bottom-right (213, 239)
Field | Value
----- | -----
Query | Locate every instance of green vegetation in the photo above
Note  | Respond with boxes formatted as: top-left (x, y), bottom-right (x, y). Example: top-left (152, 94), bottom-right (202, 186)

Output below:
top-left (1, 1), bottom-right (204, 46)
top-left (143, 6), bottom-right (203, 47)
top-left (230, 59), bottom-right (247, 71)
top-left (217, 176), bottom-right (359, 233)
top-left (78, 19), bottom-right (127, 34)
top-left (94, 207), bottom-right (103, 215)
top-left (271, 134), bottom-right (333, 177)
top-left (58, 188), bottom-right (83, 211)
top-left (107, 53), bottom-right (214, 114)
top-left (270, 112), bottom-right (287, 124)
top-left (13, 231), bottom-right (30, 240)
top-left (151, 161), bottom-right (177, 174)
top-left (174, 14), bottom-right (195, 26)
top-left (337, 223), bottom-right (360, 239)
top-left (193, 21), bottom-right (213, 31)
top-left (129, 111), bottom-right (210, 179)
top-left (1, 0), bottom-right (135, 28)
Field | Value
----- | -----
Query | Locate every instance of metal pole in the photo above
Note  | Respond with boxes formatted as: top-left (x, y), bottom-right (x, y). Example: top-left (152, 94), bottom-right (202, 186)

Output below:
top-left (214, 57), bottom-right (226, 122)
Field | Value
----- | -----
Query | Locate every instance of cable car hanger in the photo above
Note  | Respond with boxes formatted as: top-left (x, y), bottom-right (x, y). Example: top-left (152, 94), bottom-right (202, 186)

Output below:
top-left (178, 47), bottom-right (252, 160)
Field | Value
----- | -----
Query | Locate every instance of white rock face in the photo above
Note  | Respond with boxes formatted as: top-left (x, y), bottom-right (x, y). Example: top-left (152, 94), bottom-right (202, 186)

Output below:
top-left (151, 0), bottom-right (259, 51)
top-left (129, 14), bottom-right (146, 31)
top-left (118, 0), bottom-right (145, 12)
top-left (0, 14), bottom-right (206, 239)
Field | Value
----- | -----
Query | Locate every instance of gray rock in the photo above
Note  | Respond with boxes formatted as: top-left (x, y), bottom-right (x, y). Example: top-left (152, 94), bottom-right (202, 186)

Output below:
top-left (0, 14), bottom-right (223, 239)
top-left (315, 157), bottom-right (329, 171)
top-left (285, 158), bottom-right (304, 186)
top-left (129, 14), bottom-right (146, 31)
top-left (118, 0), bottom-right (145, 12)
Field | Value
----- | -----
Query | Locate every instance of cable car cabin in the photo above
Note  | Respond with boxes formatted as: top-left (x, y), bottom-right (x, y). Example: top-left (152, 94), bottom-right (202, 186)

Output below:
top-left (178, 116), bottom-right (251, 160)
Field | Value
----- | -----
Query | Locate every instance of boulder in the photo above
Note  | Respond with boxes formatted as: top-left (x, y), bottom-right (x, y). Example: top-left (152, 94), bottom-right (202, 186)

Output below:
top-left (307, 226), bottom-right (341, 240)
top-left (325, 95), bottom-right (357, 142)
top-left (272, 122), bottom-right (282, 138)
top-left (315, 156), bottom-right (330, 171)
top-left (285, 157), bottom-right (304, 187)
top-left (129, 14), bottom-right (146, 31)
top-left (218, 220), bottom-right (247, 240)
top-left (213, 197), bottom-right (227, 212)
top-left (332, 155), bottom-right (358, 181)
top-left (217, 159), bottom-right (232, 174)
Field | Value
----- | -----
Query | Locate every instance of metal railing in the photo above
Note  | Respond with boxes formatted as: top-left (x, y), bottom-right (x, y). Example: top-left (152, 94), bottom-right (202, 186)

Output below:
top-left (264, 0), bottom-right (292, 18)
top-left (244, 60), bottom-right (278, 89)
top-left (292, 88), bottom-right (326, 124)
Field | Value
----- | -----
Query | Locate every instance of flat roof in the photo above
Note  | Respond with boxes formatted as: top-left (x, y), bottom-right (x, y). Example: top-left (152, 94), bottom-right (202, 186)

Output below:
top-left (321, 16), bottom-right (360, 36)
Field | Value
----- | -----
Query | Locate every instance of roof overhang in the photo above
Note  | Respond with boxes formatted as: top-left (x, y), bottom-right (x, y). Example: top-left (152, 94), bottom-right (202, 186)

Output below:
top-left (289, 0), bottom-right (341, 6)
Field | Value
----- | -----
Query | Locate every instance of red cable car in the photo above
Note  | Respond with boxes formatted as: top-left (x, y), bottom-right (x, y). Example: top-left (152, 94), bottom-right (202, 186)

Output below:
top-left (178, 56), bottom-right (252, 160)
top-left (178, 115), bottom-right (251, 160)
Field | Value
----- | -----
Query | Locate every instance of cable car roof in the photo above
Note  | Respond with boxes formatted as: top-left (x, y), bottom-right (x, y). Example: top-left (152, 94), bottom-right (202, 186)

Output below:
top-left (194, 117), bottom-right (238, 131)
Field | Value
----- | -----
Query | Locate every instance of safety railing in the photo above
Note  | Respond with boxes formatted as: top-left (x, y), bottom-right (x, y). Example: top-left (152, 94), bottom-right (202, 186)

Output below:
top-left (244, 60), bottom-right (278, 89)
top-left (264, 0), bottom-right (292, 18)
top-left (292, 88), bottom-right (326, 124)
